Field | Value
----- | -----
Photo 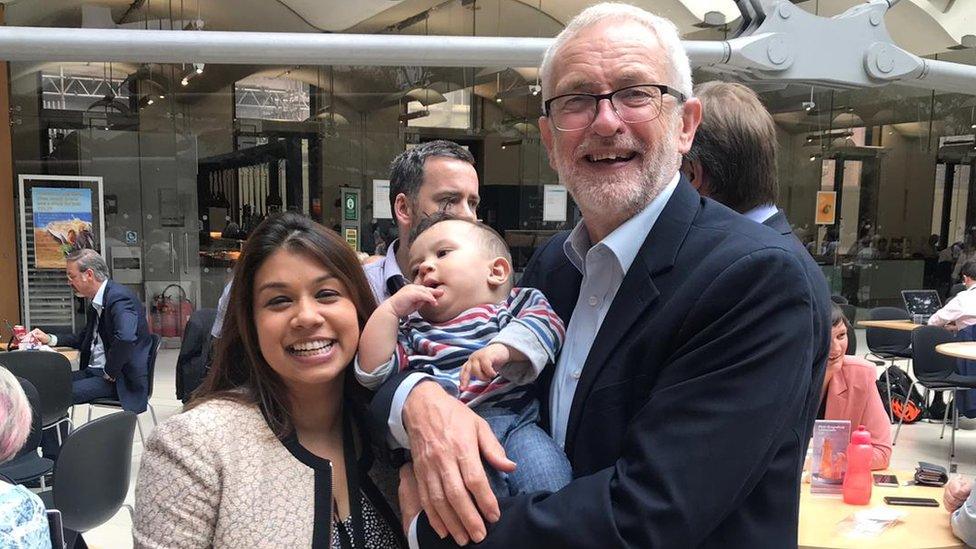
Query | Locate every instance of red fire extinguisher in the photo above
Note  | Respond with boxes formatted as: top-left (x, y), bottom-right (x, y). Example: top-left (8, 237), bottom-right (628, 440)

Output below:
top-left (149, 284), bottom-right (195, 338)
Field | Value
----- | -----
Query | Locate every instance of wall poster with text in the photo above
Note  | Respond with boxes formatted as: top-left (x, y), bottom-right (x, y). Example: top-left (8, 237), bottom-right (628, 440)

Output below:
top-left (18, 174), bottom-right (104, 328)
top-left (31, 187), bottom-right (96, 269)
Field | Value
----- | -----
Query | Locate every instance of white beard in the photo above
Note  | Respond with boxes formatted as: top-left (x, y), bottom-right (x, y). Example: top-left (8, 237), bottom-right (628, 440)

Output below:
top-left (554, 119), bottom-right (681, 223)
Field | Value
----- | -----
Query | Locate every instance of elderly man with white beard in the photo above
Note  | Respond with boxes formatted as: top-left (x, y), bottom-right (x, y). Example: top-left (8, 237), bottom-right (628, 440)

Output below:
top-left (370, 3), bottom-right (827, 547)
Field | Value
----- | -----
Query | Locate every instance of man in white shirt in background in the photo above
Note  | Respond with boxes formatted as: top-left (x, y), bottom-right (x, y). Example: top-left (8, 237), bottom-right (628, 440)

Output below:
top-left (929, 259), bottom-right (976, 330)
top-left (363, 140), bottom-right (481, 303)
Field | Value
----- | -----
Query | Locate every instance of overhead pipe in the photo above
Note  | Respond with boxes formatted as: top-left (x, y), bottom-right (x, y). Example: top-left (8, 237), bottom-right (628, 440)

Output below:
top-left (0, 19), bottom-right (972, 95)
top-left (0, 27), bottom-right (551, 68)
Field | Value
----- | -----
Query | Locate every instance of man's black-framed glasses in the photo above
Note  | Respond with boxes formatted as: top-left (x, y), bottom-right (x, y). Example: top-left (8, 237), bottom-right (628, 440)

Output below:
top-left (543, 84), bottom-right (686, 132)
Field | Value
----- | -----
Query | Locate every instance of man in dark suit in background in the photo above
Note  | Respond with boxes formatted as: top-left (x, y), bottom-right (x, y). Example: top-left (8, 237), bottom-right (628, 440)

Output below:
top-left (32, 248), bottom-right (153, 415)
top-left (377, 4), bottom-right (829, 547)
top-left (683, 79), bottom-right (831, 462)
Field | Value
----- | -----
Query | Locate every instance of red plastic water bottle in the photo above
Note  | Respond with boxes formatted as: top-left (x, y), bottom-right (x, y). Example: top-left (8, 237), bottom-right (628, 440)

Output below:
top-left (842, 425), bottom-right (873, 505)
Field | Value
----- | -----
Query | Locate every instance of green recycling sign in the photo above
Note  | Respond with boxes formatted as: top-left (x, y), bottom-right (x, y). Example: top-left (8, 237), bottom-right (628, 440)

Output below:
top-left (343, 190), bottom-right (359, 221)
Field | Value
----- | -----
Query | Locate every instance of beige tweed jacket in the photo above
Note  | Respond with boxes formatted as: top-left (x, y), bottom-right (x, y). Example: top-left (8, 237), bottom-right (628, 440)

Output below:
top-left (133, 397), bottom-right (397, 548)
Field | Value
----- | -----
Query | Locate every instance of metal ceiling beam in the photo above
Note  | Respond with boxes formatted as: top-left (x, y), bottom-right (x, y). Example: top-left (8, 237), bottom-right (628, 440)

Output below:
top-left (717, 0), bottom-right (976, 95)
top-left (0, 0), bottom-right (972, 96)
top-left (0, 26), bottom-right (553, 68)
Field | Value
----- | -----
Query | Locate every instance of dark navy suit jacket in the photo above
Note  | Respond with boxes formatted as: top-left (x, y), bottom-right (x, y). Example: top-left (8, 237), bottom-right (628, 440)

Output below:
top-left (763, 209), bottom-right (831, 457)
top-left (57, 279), bottom-right (153, 413)
top-left (376, 179), bottom-right (829, 548)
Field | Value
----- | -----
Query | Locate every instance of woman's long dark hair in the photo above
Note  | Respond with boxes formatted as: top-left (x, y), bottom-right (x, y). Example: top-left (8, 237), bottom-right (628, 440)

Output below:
top-left (189, 212), bottom-right (377, 438)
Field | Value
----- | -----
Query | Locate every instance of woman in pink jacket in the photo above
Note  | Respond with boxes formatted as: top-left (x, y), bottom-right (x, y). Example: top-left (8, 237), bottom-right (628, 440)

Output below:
top-left (821, 304), bottom-right (893, 470)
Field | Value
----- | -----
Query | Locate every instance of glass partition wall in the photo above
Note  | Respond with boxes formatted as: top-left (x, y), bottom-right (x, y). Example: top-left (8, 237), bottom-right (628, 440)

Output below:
top-left (9, 58), bottom-right (575, 337)
top-left (7, 0), bottom-right (976, 334)
top-left (738, 50), bottom-right (976, 314)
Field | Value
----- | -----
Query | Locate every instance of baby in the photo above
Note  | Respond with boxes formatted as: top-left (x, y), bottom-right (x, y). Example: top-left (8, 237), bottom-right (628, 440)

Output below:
top-left (355, 214), bottom-right (572, 496)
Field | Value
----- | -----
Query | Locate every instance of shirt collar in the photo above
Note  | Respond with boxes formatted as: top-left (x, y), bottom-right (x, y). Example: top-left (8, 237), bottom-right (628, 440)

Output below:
top-left (564, 172), bottom-right (681, 275)
top-left (742, 203), bottom-right (779, 224)
top-left (382, 239), bottom-right (405, 282)
top-left (92, 279), bottom-right (109, 311)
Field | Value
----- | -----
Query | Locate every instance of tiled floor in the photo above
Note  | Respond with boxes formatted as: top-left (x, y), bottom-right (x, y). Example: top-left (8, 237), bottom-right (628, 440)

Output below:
top-left (74, 330), bottom-right (976, 548)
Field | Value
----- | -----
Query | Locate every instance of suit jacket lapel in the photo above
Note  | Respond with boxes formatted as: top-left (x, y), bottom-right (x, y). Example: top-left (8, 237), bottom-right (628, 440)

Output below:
top-left (548, 259), bottom-right (582, 324)
top-left (538, 252), bottom-right (582, 432)
top-left (79, 304), bottom-right (97, 368)
top-left (824, 365), bottom-right (850, 419)
top-left (564, 179), bottom-right (701, 454)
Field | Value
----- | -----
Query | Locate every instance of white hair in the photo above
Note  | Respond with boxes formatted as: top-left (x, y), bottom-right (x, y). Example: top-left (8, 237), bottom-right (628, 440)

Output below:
top-left (539, 2), bottom-right (693, 100)
top-left (0, 367), bottom-right (32, 464)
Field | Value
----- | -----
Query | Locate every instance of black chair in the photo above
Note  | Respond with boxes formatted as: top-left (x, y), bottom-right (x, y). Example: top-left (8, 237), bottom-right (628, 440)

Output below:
top-left (840, 304), bottom-right (857, 328)
top-left (39, 411), bottom-right (137, 536)
top-left (894, 326), bottom-right (976, 467)
top-left (0, 376), bottom-right (54, 487)
top-left (949, 283), bottom-right (967, 300)
top-left (88, 334), bottom-right (161, 444)
top-left (830, 295), bottom-right (849, 305)
top-left (0, 351), bottom-right (74, 445)
top-left (865, 307), bottom-right (913, 422)
top-left (176, 308), bottom-right (217, 403)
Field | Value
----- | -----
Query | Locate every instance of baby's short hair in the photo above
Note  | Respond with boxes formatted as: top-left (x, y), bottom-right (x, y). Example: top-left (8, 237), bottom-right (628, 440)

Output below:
top-left (410, 212), bottom-right (512, 264)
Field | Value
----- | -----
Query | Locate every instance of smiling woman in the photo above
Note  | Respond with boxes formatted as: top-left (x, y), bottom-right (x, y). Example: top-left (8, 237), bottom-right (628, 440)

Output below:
top-left (133, 212), bottom-right (405, 549)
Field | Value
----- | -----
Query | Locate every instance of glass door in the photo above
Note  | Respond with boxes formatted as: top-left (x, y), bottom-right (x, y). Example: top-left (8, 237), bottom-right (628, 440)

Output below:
top-left (80, 129), bottom-right (200, 347)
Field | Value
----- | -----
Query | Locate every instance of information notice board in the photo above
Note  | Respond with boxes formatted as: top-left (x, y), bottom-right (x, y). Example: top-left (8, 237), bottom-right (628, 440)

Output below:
top-left (18, 175), bottom-right (105, 328)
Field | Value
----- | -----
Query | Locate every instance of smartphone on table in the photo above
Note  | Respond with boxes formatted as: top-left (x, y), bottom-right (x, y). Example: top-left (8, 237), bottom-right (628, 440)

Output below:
top-left (873, 474), bottom-right (899, 487)
top-left (883, 496), bottom-right (940, 507)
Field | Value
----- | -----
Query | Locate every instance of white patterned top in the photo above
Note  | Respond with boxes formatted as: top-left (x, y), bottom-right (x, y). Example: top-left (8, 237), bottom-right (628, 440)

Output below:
top-left (133, 397), bottom-right (401, 548)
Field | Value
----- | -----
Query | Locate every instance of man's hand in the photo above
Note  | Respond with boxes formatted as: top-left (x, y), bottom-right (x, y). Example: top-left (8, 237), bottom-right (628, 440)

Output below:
top-left (460, 344), bottom-right (511, 389)
top-left (28, 328), bottom-right (51, 345)
top-left (399, 463), bottom-right (422, 535)
top-left (945, 475), bottom-right (972, 512)
top-left (404, 381), bottom-right (516, 545)
top-left (103, 373), bottom-right (115, 383)
top-left (385, 284), bottom-right (444, 319)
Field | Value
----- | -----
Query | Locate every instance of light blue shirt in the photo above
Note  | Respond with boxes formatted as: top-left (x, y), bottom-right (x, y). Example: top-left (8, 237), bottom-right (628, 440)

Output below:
top-left (0, 480), bottom-right (52, 548)
top-left (741, 203), bottom-right (779, 224)
top-left (549, 173), bottom-right (679, 447)
top-left (363, 239), bottom-right (404, 304)
top-left (952, 483), bottom-right (976, 546)
top-left (87, 279), bottom-right (109, 373)
top-left (211, 281), bottom-right (232, 338)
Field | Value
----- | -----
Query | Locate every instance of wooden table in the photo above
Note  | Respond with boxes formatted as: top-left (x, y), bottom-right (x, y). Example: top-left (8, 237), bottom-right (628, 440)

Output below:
top-left (936, 342), bottom-right (976, 361)
top-left (0, 344), bottom-right (80, 369)
top-left (799, 471), bottom-right (961, 548)
top-left (857, 320), bottom-right (924, 332)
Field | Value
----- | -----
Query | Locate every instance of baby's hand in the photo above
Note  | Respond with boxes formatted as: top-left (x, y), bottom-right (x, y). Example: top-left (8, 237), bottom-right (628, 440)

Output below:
top-left (460, 343), bottom-right (512, 389)
top-left (384, 284), bottom-right (443, 318)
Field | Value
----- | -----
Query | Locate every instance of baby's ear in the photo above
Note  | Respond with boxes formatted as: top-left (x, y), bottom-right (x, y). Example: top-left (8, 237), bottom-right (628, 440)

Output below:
top-left (487, 256), bottom-right (512, 289)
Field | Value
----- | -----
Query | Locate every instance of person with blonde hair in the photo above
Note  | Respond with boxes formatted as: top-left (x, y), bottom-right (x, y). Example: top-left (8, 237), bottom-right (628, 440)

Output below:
top-left (0, 367), bottom-right (52, 548)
